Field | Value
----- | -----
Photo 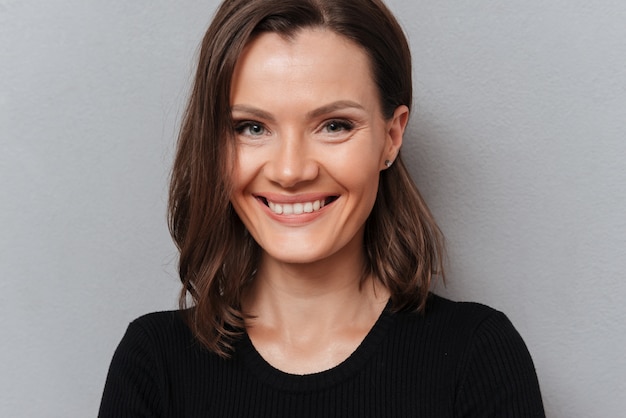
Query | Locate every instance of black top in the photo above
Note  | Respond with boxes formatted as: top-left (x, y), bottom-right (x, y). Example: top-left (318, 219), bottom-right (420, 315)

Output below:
top-left (98, 294), bottom-right (545, 417)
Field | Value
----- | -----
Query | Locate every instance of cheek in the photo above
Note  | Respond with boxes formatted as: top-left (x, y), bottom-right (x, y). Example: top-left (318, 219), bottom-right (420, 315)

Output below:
top-left (230, 148), bottom-right (258, 192)
top-left (338, 143), bottom-right (384, 181)
top-left (337, 155), bottom-right (381, 201)
top-left (363, 172), bottom-right (381, 204)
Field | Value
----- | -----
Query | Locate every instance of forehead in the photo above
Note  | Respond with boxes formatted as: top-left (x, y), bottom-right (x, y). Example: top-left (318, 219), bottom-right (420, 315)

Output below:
top-left (230, 28), bottom-right (379, 108)
top-left (239, 28), bottom-right (370, 67)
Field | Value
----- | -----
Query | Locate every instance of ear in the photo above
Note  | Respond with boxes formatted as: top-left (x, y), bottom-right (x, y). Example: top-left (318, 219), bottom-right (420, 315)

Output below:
top-left (381, 105), bottom-right (409, 169)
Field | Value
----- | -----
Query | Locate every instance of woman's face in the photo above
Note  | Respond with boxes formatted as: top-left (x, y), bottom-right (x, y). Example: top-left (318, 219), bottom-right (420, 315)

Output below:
top-left (229, 28), bottom-right (406, 267)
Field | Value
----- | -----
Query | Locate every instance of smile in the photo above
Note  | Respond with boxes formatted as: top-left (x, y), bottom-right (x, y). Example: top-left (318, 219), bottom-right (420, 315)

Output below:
top-left (259, 196), bottom-right (338, 215)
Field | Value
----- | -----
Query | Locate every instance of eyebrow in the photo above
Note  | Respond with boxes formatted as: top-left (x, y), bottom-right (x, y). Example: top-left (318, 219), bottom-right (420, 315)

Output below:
top-left (230, 105), bottom-right (275, 122)
top-left (230, 100), bottom-right (365, 121)
top-left (306, 100), bottom-right (365, 118)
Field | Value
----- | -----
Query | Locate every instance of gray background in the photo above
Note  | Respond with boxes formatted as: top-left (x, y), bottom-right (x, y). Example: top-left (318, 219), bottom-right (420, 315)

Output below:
top-left (1, 0), bottom-right (625, 416)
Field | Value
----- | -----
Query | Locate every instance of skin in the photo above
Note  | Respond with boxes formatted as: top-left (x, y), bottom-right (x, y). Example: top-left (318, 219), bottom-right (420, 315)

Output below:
top-left (229, 28), bottom-right (409, 374)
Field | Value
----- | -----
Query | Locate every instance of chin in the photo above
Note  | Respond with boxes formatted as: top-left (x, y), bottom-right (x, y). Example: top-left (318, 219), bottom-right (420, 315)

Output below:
top-left (260, 241), bottom-right (335, 266)
top-left (265, 250), bottom-right (325, 265)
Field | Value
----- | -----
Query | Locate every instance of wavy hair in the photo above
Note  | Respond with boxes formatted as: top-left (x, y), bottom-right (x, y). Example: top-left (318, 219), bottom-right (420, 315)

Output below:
top-left (169, 0), bottom-right (445, 357)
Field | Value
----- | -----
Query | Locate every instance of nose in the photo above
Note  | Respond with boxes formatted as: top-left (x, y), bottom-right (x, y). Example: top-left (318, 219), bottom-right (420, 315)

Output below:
top-left (265, 133), bottom-right (319, 188)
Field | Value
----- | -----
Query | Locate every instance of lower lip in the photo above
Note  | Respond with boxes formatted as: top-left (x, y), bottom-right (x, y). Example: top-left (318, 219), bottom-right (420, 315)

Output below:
top-left (258, 199), bottom-right (332, 225)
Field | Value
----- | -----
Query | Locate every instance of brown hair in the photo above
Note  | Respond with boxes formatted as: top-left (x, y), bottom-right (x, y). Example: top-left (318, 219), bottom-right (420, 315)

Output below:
top-left (169, 0), bottom-right (444, 356)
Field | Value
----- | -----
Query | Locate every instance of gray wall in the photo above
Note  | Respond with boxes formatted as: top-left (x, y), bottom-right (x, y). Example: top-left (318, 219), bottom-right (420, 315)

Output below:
top-left (1, 0), bottom-right (624, 416)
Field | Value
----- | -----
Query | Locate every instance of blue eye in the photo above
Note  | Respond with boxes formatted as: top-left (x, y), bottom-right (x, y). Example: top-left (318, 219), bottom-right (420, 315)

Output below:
top-left (235, 121), bottom-right (267, 136)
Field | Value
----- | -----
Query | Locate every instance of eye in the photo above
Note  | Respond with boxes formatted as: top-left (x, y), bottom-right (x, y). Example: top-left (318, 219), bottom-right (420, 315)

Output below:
top-left (322, 119), bottom-right (354, 134)
top-left (234, 121), bottom-right (267, 137)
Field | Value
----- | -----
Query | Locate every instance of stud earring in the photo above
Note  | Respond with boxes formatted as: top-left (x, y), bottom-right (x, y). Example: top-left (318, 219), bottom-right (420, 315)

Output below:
top-left (384, 160), bottom-right (393, 168)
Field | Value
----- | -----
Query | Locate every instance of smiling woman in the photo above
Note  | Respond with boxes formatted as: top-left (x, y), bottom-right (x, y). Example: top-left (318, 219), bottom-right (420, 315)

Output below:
top-left (230, 29), bottom-right (403, 269)
top-left (98, 0), bottom-right (545, 416)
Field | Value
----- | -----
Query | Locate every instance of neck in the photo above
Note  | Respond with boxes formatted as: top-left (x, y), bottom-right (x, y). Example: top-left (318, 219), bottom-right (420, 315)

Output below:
top-left (241, 246), bottom-right (390, 374)
top-left (243, 252), bottom-right (389, 338)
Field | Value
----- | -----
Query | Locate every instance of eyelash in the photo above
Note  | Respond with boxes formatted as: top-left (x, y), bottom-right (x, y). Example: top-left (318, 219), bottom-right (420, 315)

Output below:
top-left (234, 121), bottom-right (268, 137)
top-left (322, 119), bottom-right (354, 134)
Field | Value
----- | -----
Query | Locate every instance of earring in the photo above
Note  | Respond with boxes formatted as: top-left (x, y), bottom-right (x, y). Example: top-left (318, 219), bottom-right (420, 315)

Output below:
top-left (384, 160), bottom-right (393, 168)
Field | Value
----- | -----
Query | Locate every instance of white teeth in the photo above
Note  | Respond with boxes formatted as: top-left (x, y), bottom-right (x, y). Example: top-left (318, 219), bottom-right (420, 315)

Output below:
top-left (268, 202), bottom-right (283, 214)
top-left (267, 199), bottom-right (327, 215)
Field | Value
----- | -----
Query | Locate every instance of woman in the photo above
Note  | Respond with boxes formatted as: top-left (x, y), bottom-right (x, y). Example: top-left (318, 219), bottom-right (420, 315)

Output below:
top-left (99, 0), bottom-right (545, 416)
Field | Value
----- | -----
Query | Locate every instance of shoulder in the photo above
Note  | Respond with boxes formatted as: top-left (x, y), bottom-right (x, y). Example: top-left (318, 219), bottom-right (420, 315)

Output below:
top-left (99, 310), bottom-right (202, 416)
top-left (392, 293), bottom-right (516, 344)
top-left (115, 309), bottom-right (203, 363)
top-left (396, 294), bottom-right (536, 373)
top-left (421, 294), bottom-right (532, 362)
top-left (106, 310), bottom-right (194, 367)
top-left (399, 294), bottom-right (545, 416)
top-left (424, 292), bottom-right (503, 324)
top-left (416, 293), bottom-right (533, 364)
top-left (125, 310), bottom-right (190, 339)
